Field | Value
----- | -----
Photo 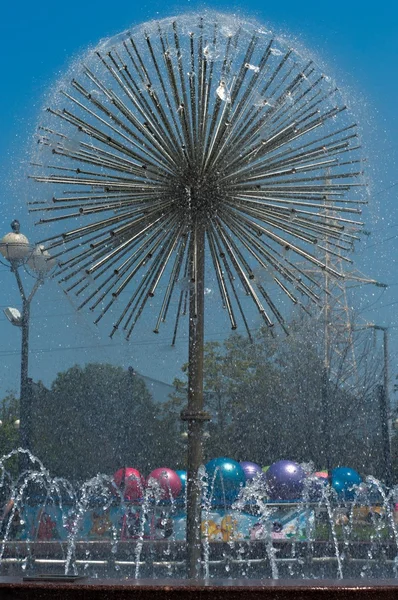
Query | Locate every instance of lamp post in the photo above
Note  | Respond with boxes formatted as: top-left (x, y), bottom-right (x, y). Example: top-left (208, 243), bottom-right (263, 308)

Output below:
top-left (363, 324), bottom-right (392, 487)
top-left (0, 220), bottom-right (54, 468)
top-left (374, 326), bottom-right (393, 488)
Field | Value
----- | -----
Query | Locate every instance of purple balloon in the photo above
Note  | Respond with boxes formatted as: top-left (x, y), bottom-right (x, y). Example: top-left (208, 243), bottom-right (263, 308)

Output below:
top-left (265, 460), bottom-right (306, 500)
top-left (240, 461), bottom-right (263, 481)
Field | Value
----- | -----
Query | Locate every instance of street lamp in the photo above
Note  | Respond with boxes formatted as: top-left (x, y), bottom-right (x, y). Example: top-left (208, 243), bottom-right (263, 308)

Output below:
top-left (0, 220), bottom-right (54, 467)
top-left (363, 324), bottom-right (393, 487)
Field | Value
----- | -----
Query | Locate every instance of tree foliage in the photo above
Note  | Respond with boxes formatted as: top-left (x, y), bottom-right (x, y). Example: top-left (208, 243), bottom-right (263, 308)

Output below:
top-left (0, 391), bottom-right (20, 479)
top-left (163, 317), bottom-right (386, 478)
top-left (29, 364), bottom-right (163, 481)
top-left (0, 392), bottom-right (19, 456)
top-left (0, 314), bottom-right (391, 482)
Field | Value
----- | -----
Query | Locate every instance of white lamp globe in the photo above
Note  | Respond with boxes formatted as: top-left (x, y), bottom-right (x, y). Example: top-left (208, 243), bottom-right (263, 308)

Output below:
top-left (0, 231), bottom-right (30, 263)
top-left (27, 244), bottom-right (55, 275)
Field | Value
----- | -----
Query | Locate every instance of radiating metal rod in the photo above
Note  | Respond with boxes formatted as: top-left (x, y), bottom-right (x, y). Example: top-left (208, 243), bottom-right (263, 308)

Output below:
top-left (62, 85), bottom-right (176, 170)
top-left (143, 34), bottom-right (186, 152)
top-left (154, 233), bottom-right (188, 331)
top-left (83, 61), bottom-right (181, 168)
top-left (208, 229), bottom-right (237, 328)
top-left (105, 48), bottom-right (185, 165)
top-left (88, 219), bottom-right (178, 314)
top-left (221, 210), bottom-right (323, 304)
top-left (171, 249), bottom-right (190, 345)
top-left (229, 212), bottom-right (325, 298)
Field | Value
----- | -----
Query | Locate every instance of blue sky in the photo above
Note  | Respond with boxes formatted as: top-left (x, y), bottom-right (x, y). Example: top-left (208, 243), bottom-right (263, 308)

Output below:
top-left (0, 0), bottom-right (397, 397)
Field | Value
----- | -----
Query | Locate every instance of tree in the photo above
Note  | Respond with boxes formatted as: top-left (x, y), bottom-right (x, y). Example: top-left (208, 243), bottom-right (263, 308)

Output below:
top-left (164, 315), bottom-right (385, 476)
top-left (163, 329), bottom-right (282, 466)
top-left (0, 391), bottom-right (19, 455)
top-left (0, 391), bottom-right (20, 480)
top-left (272, 316), bottom-right (384, 474)
top-left (30, 363), bottom-right (163, 481)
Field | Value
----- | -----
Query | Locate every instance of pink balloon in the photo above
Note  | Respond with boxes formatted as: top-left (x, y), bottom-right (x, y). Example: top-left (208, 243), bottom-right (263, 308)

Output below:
top-left (315, 471), bottom-right (329, 479)
top-left (147, 467), bottom-right (182, 500)
top-left (113, 467), bottom-right (145, 501)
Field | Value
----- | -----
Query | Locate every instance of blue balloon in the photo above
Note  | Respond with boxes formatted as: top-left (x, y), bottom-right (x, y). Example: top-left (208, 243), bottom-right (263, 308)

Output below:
top-left (205, 457), bottom-right (246, 504)
top-left (175, 470), bottom-right (187, 496)
top-left (265, 460), bottom-right (306, 500)
top-left (331, 467), bottom-right (362, 500)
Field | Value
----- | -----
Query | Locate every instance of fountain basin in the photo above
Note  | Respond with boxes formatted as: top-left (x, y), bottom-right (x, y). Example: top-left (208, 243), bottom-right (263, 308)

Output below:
top-left (1, 576), bottom-right (398, 600)
top-left (1, 540), bottom-right (398, 580)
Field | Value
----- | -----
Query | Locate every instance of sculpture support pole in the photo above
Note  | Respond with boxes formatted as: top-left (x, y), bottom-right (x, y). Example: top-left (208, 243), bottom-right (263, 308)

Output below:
top-left (182, 219), bottom-right (210, 579)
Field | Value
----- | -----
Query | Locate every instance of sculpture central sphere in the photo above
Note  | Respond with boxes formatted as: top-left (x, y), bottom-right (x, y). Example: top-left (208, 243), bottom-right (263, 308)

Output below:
top-left (175, 172), bottom-right (223, 220)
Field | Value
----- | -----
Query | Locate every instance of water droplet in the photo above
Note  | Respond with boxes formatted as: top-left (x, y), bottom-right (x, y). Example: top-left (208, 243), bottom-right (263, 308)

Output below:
top-left (245, 63), bottom-right (260, 73)
top-left (216, 81), bottom-right (231, 103)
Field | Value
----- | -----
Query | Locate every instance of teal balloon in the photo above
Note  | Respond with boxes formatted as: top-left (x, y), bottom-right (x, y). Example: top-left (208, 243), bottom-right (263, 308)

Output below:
top-left (331, 467), bottom-right (362, 500)
top-left (175, 470), bottom-right (187, 496)
top-left (205, 457), bottom-right (246, 504)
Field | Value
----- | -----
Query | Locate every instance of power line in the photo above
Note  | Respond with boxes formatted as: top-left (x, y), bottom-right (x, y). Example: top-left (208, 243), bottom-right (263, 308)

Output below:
top-left (357, 287), bottom-right (387, 313)
top-left (374, 300), bottom-right (398, 310)
top-left (373, 181), bottom-right (398, 199)
top-left (363, 233), bottom-right (398, 251)
top-left (0, 331), bottom-right (233, 357)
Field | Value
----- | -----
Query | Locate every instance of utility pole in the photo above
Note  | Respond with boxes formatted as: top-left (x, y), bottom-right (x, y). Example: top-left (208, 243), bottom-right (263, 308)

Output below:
top-left (372, 326), bottom-right (392, 487)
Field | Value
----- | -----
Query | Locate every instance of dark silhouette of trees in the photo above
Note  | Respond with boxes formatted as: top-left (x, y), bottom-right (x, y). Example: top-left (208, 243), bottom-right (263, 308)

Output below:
top-left (29, 364), bottom-right (163, 480)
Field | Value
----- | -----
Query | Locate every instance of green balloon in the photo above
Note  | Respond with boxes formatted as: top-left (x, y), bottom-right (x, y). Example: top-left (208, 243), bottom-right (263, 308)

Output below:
top-left (262, 466), bottom-right (270, 473)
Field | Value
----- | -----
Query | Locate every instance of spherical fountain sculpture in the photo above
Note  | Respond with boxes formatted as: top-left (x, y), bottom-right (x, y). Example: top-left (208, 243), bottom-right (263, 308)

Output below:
top-left (2, 11), bottom-right (395, 597)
